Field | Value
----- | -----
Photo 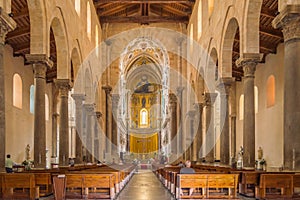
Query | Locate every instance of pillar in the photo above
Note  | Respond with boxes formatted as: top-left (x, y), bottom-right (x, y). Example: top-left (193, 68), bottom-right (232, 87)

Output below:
top-left (112, 94), bottom-right (120, 154)
top-left (230, 115), bottom-right (237, 163)
top-left (273, 5), bottom-right (300, 170)
top-left (95, 111), bottom-right (102, 161)
top-left (102, 85), bottom-right (112, 155)
top-left (55, 79), bottom-right (71, 166)
top-left (0, 9), bottom-right (16, 170)
top-left (204, 93), bottom-right (217, 163)
top-left (193, 103), bottom-right (203, 162)
top-left (71, 94), bottom-right (85, 164)
top-left (169, 93), bottom-right (177, 156)
top-left (187, 110), bottom-right (196, 162)
top-left (84, 104), bottom-right (95, 163)
top-left (236, 53), bottom-right (262, 168)
top-left (217, 78), bottom-right (234, 165)
top-left (51, 113), bottom-right (59, 161)
top-left (176, 87), bottom-right (184, 158)
top-left (26, 54), bottom-right (53, 168)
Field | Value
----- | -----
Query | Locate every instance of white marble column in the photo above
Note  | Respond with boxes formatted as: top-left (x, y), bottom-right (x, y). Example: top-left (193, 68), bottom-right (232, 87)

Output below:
top-left (26, 54), bottom-right (53, 168)
top-left (204, 93), bottom-right (217, 163)
top-left (55, 79), bottom-right (71, 166)
top-left (236, 53), bottom-right (261, 168)
top-left (71, 94), bottom-right (85, 164)
top-left (273, 5), bottom-right (300, 170)
top-left (0, 8), bottom-right (16, 171)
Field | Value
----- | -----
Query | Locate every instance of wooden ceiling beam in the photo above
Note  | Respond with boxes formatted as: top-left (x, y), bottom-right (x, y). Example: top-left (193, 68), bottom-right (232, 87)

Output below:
top-left (100, 15), bottom-right (189, 23)
top-left (94, 0), bottom-right (195, 5)
top-left (99, 5), bottom-right (128, 15)
top-left (259, 26), bottom-right (283, 39)
top-left (260, 7), bottom-right (276, 19)
top-left (7, 27), bottom-right (30, 40)
top-left (12, 7), bottom-right (29, 20)
top-left (151, 4), bottom-right (189, 16)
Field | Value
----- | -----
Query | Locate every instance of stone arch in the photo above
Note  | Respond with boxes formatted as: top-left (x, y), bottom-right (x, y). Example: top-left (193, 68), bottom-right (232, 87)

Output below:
top-left (220, 17), bottom-right (239, 77)
top-left (84, 67), bottom-right (93, 103)
top-left (49, 7), bottom-right (69, 79)
top-left (242, 0), bottom-right (263, 53)
top-left (206, 38), bottom-right (218, 91)
top-left (71, 46), bottom-right (82, 81)
top-left (27, 0), bottom-right (47, 54)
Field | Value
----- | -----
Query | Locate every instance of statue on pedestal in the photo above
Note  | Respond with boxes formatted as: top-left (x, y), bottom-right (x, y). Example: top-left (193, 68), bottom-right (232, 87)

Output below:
top-left (25, 144), bottom-right (31, 160)
top-left (236, 146), bottom-right (244, 169)
top-left (256, 147), bottom-right (266, 170)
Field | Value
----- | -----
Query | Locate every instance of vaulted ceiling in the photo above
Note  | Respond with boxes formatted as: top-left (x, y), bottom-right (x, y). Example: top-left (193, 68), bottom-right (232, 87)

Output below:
top-left (7, 0), bottom-right (283, 82)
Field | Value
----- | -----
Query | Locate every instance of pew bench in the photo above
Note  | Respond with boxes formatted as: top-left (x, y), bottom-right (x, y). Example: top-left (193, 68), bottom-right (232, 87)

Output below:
top-left (255, 174), bottom-right (293, 199)
top-left (1, 173), bottom-right (39, 200)
top-left (65, 173), bottom-right (115, 199)
top-left (293, 174), bottom-right (300, 197)
top-left (176, 173), bottom-right (239, 199)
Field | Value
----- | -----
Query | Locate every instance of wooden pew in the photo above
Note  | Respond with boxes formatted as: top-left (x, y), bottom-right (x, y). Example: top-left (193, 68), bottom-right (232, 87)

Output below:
top-left (206, 174), bottom-right (239, 199)
top-left (176, 173), bottom-right (239, 199)
top-left (1, 173), bottom-right (39, 200)
top-left (256, 174), bottom-right (293, 199)
top-left (34, 172), bottom-right (52, 197)
top-left (293, 174), bottom-right (300, 197)
top-left (65, 173), bottom-right (115, 199)
top-left (239, 171), bottom-right (261, 197)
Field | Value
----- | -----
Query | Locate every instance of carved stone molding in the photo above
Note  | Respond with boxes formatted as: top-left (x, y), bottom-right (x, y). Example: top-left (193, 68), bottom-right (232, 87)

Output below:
top-left (0, 8), bottom-right (16, 44)
top-left (102, 85), bottom-right (112, 94)
top-left (55, 79), bottom-right (72, 97)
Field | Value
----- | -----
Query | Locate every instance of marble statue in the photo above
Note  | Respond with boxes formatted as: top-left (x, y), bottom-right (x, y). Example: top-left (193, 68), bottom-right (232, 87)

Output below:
top-left (25, 144), bottom-right (31, 160)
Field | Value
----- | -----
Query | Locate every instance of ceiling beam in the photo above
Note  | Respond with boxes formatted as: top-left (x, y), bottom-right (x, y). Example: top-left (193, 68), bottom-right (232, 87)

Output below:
top-left (260, 7), bottom-right (276, 19)
top-left (94, 0), bottom-right (195, 5)
top-left (259, 26), bottom-right (283, 39)
top-left (7, 27), bottom-right (30, 40)
top-left (100, 15), bottom-right (189, 23)
top-left (151, 4), bottom-right (189, 16)
top-left (99, 5), bottom-right (128, 15)
top-left (12, 7), bottom-right (29, 20)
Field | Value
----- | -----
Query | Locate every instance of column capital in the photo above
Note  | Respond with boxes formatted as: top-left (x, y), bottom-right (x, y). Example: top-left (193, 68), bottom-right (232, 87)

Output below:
top-left (52, 113), bottom-right (60, 117)
top-left (102, 85), bottom-right (112, 94)
top-left (272, 5), bottom-right (300, 42)
top-left (55, 79), bottom-right (72, 97)
top-left (25, 54), bottom-right (54, 68)
top-left (71, 93), bottom-right (86, 103)
top-left (187, 110), bottom-right (196, 118)
top-left (203, 92), bottom-right (217, 106)
top-left (176, 86), bottom-right (184, 95)
top-left (176, 36), bottom-right (186, 45)
top-left (83, 103), bottom-right (95, 114)
top-left (169, 93), bottom-right (177, 105)
top-left (216, 77), bottom-right (234, 94)
top-left (0, 8), bottom-right (16, 44)
top-left (236, 53), bottom-right (262, 78)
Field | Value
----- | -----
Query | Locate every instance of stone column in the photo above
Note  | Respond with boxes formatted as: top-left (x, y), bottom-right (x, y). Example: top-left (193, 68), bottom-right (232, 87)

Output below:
top-left (176, 87), bottom-right (184, 158)
top-left (112, 94), bottom-right (120, 153)
top-left (71, 94), bottom-right (85, 164)
top-left (217, 78), bottom-right (233, 165)
top-left (0, 7), bottom-right (16, 171)
top-left (51, 113), bottom-right (59, 160)
top-left (230, 115), bottom-right (237, 162)
top-left (204, 93), bottom-right (217, 163)
top-left (95, 111), bottom-right (102, 161)
top-left (55, 79), bottom-right (71, 166)
top-left (193, 103), bottom-right (203, 162)
top-left (236, 53), bottom-right (262, 168)
top-left (187, 110), bottom-right (196, 162)
top-left (102, 85), bottom-right (112, 154)
top-left (273, 5), bottom-right (300, 170)
top-left (84, 104), bottom-right (95, 163)
top-left (26, 55), bottom-right (53, 168)
top-left (169, 93), bottom-right (177, 156)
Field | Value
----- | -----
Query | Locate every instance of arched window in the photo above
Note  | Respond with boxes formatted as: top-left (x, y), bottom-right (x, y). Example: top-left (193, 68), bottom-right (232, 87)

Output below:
top-left (30, 85), bottom-right (34, 114)
top-left (189, 23), bottom-right (193, 52)
top-left (87, 1), bottom-right (91, 40)
top-left (197, 0), bottom-right (202, 39)
top-left (255, 86), bottom-right (258, 114)
top-left (140, 108), bottom-right (148, 126)
top-left (75, 0), bottom-right (80, 16)
top-left (95, 25), bottom-right (99, 56)
top-left (239, 94), bottom-right (244, 120)
top-left (208, 0), bottom-right (214, 17)
top-left (45, 94), bottom-right (49, 121)
top-left (267, 75), bottom-right (275, 108)
top-left (13, 73), bottom-right (22, 109)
